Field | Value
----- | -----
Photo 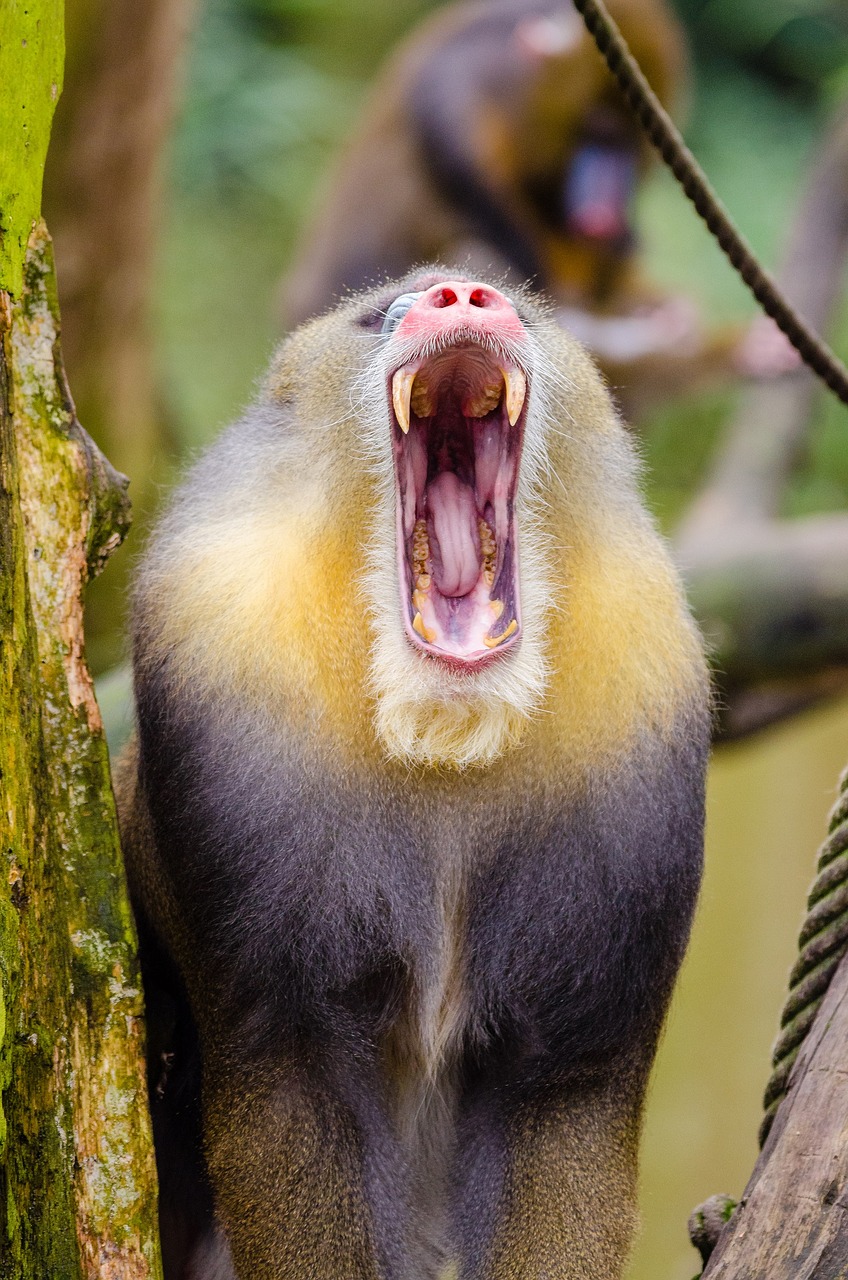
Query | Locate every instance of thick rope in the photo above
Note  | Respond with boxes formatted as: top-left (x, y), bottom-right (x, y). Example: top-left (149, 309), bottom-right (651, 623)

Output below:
top-left (760, 766), bottom-right (848, 1145)
top-left (571, 0), bottom-right (848, 409)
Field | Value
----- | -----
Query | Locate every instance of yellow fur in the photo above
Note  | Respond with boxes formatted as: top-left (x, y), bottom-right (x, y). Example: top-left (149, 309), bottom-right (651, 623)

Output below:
top-left (544, 529), bottom-right (704, 755)
top-left (146, 290), bottom-right (704, 772)
top-left (149, 493), bottom-right (701, 770)
top-left (154, 504), bottom-right (372, 738)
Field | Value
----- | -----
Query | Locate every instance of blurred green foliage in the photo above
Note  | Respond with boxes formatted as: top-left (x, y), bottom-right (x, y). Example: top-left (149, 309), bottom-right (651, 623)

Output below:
top-left (676, 0), bottom-right (848, 95)
top-left (169, 0), bottom-right (848, 218)
top-left (171, 0), bottom-right (439, 216)
top-left (156, 0), bottom-right (443, 445)
top-left (157, 0), bottom-right (848, 517)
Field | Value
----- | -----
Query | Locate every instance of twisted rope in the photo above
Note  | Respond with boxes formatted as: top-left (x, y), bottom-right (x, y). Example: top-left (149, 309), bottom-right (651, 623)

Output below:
top-left (760, 766), bottom-right (848, 1146)
top-left (571, 0), bottom-right (848, 408)
top-left (688, 768), bottom-right (848, 1266)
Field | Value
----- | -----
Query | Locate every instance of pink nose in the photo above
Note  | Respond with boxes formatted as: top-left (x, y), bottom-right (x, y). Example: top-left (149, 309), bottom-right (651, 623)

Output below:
top-left (397, 280), bottom-right (525, 342)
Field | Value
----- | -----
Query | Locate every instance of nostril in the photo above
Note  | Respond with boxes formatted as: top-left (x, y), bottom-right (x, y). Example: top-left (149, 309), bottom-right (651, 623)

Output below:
top-left (433, 287), bottom-right (458, 309)
top-left (469, 288), bottom-right (489, 308)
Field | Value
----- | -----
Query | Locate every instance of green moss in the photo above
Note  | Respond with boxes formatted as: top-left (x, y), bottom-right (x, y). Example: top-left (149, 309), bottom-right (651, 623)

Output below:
top-left (0, 982), bottom-right (6, 1156)
top-left (0, 0), bottom-right (63, 297)
top-left (1, 205), bottom-right (160, 1280)
top-left (0, 227), bottom-right (161, 1276)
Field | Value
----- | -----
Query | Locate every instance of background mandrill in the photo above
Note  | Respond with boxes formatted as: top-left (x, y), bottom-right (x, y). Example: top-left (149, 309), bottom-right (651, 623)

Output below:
top-left (117, 272), bottom-right (710, 1280)
top-left (280, 0), bottom-right (730, 413)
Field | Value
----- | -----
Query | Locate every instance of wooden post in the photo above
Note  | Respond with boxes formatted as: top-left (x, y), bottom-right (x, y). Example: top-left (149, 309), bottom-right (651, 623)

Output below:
top-left (701, 949), bottom-right (848, 1277)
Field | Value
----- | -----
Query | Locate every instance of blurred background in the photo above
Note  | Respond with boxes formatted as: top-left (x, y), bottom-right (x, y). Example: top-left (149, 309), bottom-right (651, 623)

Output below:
top-left (44, 0), bottom-right (848, 1276)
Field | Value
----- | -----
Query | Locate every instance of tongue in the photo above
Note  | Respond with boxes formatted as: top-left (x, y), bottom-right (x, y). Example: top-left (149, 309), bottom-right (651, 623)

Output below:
top-left (427, 472), bottom-right (480, 597)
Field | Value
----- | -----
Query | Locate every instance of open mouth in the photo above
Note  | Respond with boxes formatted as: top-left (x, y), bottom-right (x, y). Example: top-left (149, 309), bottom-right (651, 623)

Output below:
top-left (390, 342), bottom-right (527, 666)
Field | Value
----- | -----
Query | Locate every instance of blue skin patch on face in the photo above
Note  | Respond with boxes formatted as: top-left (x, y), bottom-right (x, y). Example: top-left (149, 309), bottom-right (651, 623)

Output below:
top-left (562, 143), bottom-right (637, 243)
top-left (381, 292), bottom-right (423, 336)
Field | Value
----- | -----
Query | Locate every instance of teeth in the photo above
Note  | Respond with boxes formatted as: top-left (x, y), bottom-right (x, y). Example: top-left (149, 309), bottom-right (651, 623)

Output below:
top-left (411, 378), bottom-right (435, 418)
top-left (411, 518), bottom-right (431, 589)
top-left (483, 618), bottom-right (518, 649)
top-left (412, 519), bottom-right (430, 567)
top-left (478, 518), bottom-right (497, 589)
top-left (412, 611), bottom-right (436, 643)
top-left (478, 518), bottom-right (496, 557)
top-left (392, 369), bottom-right (415, 434)
top-left (395, 365), bottom-right (525, 430)
top-left (501, 366), bottom-right (526, 426)
top-left (464, 382), bottom-right (502, 418)
top-left (489, 599), bottom-right (504, 618)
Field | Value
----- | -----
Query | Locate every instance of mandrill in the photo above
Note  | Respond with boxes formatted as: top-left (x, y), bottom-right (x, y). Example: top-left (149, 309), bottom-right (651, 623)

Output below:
top-left (117, 272), bottom-right (710, 1280)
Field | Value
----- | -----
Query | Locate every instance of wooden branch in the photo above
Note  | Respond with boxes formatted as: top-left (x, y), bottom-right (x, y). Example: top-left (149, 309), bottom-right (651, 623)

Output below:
top-left (683, 513), bottom-right (848, 676)
top-left (700, 947), bottom-right (848, 1277)
top-left (678, 513), bottom-right (848, 737)
top-left (713, 669), bottom-right (848, 740)
top-left (679, 102), bottom-right (848, 542)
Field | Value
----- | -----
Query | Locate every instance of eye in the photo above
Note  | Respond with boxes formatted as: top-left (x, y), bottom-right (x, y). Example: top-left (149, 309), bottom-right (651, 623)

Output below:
top-left (381, 292), bottom-right (423, 336)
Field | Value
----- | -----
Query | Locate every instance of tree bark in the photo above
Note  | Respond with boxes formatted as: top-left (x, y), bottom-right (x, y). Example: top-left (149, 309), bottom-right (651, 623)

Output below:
top-left (0, 4), bottom-right (161, 1275)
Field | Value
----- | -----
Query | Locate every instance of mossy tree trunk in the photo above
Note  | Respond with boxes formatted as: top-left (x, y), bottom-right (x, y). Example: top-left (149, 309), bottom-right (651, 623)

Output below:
top-left (0, 3), bottom-right (161, 1276)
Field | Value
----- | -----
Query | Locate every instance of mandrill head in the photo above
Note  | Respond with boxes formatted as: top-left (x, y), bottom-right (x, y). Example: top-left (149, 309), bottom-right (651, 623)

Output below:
top-left (138, 270), bottom-right (705, 771)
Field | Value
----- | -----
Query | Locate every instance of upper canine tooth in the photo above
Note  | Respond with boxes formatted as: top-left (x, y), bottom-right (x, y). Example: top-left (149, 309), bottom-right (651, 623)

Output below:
top-left (501, 366), bottom-right (526, 426)
top-left (392, 369), bottom-right (415, 435)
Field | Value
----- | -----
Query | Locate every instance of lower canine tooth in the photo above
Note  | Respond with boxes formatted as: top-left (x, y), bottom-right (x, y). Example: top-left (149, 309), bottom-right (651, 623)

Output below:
top-left (412, 611), bottom-right (436, 643)
top-left (483, 618), bottom-right (518, 648)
